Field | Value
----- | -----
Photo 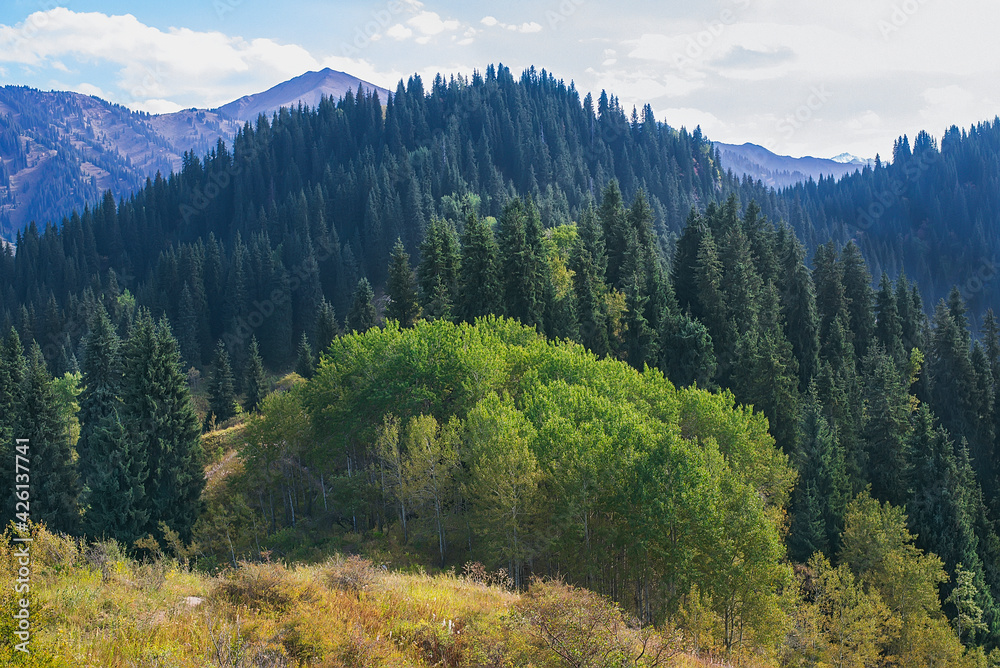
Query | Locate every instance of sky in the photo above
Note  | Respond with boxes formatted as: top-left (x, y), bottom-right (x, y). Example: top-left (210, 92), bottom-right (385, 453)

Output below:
top-left (0, 0), bottom-right (997, 161)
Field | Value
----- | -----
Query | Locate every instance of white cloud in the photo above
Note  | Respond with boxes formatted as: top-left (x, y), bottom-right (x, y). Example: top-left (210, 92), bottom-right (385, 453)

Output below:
top-left (386, 24), bottom-right (413, 40)
top-left (480, 17), bottom-right (544, 34)
top-left (407, 11), bottom-right (460, 36)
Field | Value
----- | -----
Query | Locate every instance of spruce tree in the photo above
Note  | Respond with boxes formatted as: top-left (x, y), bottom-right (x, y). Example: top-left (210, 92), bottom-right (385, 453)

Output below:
top-left (243, 336), bottom-right (267, 413)
top-left (458, 212), bottom-right (502, 321)
top-left (81, 408), bottom-right (149, 544)
top-left (840, 242), bottom-right (876, 362)
top-left (569, 241), bottom-right (609, 357)
top-left (874, 272), bottom-right (905, 365)
top-left (386, 238), bottom-right (420, 327)
top-left (78, 306), bottom-right (125, 522)
top-left (20, 341), bottom-right (81, 534)
top-left (208, 340), bottom-right (236, 424)
top-left (295, 332), bottom-right (315, 379)
top-left (417, 217), bottom-right (461, 320)
top-left (861, 346), bottom-right (911, 507)
top-left (122, 312), bottom-right (204, 542)
top-left (314, 299), bottom-right (339, 357)
top-left (347, 277), bottom-right (377, 333)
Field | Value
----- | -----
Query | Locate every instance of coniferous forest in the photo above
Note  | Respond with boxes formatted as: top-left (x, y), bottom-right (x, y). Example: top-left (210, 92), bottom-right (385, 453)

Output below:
top-left (5, 64), bottom-right (1000, 664)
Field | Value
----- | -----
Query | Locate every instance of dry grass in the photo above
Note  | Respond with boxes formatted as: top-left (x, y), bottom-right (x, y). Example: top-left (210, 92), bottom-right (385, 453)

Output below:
top-left (0, 524), bottom-right (728, 668)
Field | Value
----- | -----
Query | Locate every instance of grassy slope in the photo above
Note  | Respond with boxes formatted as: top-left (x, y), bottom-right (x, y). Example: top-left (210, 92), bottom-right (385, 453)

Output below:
top-left (0, 525), bottom-right (725, 667)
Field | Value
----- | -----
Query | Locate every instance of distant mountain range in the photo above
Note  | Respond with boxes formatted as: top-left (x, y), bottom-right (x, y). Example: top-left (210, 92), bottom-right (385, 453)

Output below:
top-left (714, 142), bottom-right (873, 189)
top-left (0, 69), bottom-right (386, 240)
top-left (1, 66), bottom-right (879, 242)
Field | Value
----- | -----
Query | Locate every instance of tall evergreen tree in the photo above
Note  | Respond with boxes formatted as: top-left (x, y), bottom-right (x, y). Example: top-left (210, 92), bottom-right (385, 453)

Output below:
top-left (347, 277), bottom-right (377, 333)
top-left (385, 238), bottom-right (420, 327)
top-left (208, 340), bottom-right (236, 423)
top-left (295, 332), bottom-right (315, 380)
top-left (243, 336), bottom-right (267, 413)
top-left (314, 299), bottom-right (339, 357)
top-left (20, 341), bottom-right (80, 533)
top-left (458, 212), bottom-right (502, 321)
top-left (81, 408), bottom-right (149, 543)
top-left (121, 312), bottom-right (204, 541)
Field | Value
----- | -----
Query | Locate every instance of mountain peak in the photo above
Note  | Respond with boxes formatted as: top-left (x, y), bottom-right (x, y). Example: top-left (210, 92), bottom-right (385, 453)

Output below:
top-left (213, 69), bottom-right (391, 123)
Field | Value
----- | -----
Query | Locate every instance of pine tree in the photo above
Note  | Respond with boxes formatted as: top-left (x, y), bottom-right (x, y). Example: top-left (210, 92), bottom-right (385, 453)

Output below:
top-left (874, 272), bottom-right (905, 366)
top-left (208, 340), bottom-right (236, 423)
top-left (295, 332), bottom-right (315, 379)
top-left (497, 198), bottom-right (546, 329)
top-left (861, 346), bottom-right (911, 507)
top-left (122, 312), bottom-right (204, 541)
top-left (569, 241), bottom-right (609, 357)
top-left (20, 341), bottom-right (81, 533)
top-left (176, 282), bottom-right (200, 367)
top-left (840, 242), bottom-right (876, 362)
top-left (243, 336), bottom-right (267, 413)
top-left (347, 277), bottom-right (377, 333)
top-left (385, 238), bottom-right (420, 327)
top-left (78, 306), bottom-right (125, 524)
top-left (418, 217), bottom-right (461, 320)
top-left (81, 408), bottom-right (149, 543)
top-left (314, 299), bottom-right (339, 357)
top-left (458, 212), bottom-right (502, 321)
top-left (778, 228), bottom-right (820, 391)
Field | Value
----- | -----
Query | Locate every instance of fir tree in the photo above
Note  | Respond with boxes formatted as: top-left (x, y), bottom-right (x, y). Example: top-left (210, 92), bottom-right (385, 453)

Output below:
top-left (385, 238), bottom-right (420, 327)
top-left (81, 408), bottom-right (149, 544)
top-left (295, 332), bottom-right (315, 379)
top-left (314, 299), bottom-right (339, 357)
top-left (458, 212), bottom-right (502, 321)
top-left (347, 277), bottom-right (377, 333)
top-left (122, 312), bottom-right (204, 541)
top-left (20, 341), bottom-right (81, 533)
top-left (243, 336), bottom-right (267, 413)
top-left (208, 340), bottom-right (236, 423)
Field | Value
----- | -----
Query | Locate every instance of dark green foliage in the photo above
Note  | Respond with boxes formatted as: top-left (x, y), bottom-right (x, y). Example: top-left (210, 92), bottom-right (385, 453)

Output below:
top-left (497, 198), bottom-right (547, 329)
top-left (208, 340), bottom-right (237, 423)
top-left (122, 311), bottom-right (204, 541)
top-left (80, 408), bottom-right (149, 544)
top-left (295, 332), bottom-right (315, 380)
top-left (861, 346), bottom-right (911, 507)
top-left (314, 299), bottom-right (339, 358)
top-left (243, 336), bottom-right (267, 413)
top-left (418, 217), bottom-right (461, 320)
top-left (20, 341), bottom-right (80, 533)
top-left (347, 278), bottom-right (377, 333)
top-left (385, 238), bottom-right (420, 327)
top-left (458, 213), bottom-right (502, 321)
top-left (658, 312), bottom-right (716, 388)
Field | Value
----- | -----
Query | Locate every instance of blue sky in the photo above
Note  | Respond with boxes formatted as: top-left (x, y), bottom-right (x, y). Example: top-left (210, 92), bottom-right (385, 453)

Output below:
top-left (1, 0), bottom-right (997, 160)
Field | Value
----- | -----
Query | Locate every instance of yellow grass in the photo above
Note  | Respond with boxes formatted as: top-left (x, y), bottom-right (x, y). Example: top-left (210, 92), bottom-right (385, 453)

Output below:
top-left (0, 525), bottom-right (730, 667)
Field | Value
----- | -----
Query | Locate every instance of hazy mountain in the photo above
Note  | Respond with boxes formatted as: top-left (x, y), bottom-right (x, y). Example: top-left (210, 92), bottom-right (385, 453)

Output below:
top-left (715, 141), bottom-right (871, 188)
top-left (0, 70), bottom-right (388, 241)
top-left (213, 68), bottom-right (390, 123)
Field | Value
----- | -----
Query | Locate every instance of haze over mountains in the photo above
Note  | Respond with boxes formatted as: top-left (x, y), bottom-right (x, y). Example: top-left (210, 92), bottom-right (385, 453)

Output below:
top-left (714, 142), bottom-right (874, 189)
top-left (0, 69), bottom-right (386, 240)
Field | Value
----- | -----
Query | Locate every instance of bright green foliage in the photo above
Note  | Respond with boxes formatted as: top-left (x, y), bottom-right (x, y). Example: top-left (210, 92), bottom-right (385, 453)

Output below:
top-left (947, 564), bottom-right (987, 642)
top-left (303, 316), bottom-right (795, 656)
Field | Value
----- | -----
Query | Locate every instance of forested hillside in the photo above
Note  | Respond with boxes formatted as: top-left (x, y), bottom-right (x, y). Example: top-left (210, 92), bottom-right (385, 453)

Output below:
top-left (4, 63), bottom-right (1000, 664)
